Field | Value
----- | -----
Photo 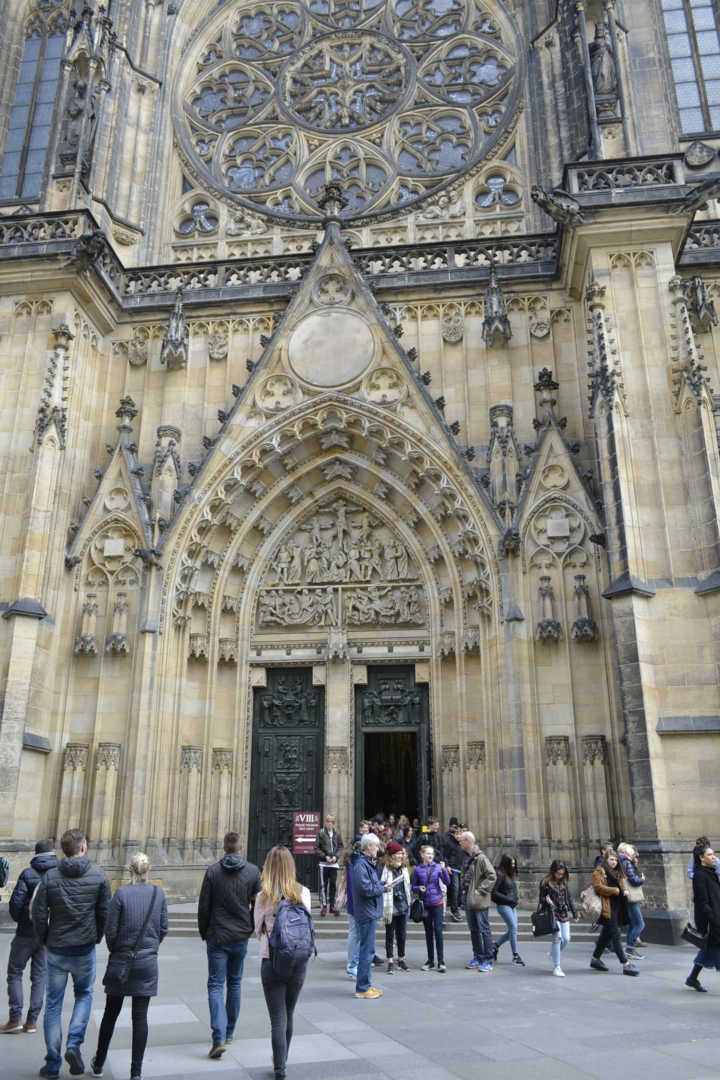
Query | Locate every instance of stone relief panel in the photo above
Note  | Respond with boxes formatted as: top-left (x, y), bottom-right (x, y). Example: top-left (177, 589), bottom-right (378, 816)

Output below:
top-left (256, 499), bottom-right (426, 629)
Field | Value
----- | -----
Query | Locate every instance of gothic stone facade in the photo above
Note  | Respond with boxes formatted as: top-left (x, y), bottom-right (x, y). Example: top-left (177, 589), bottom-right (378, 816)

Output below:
top-left (1, 0), bottom-right (720, 937)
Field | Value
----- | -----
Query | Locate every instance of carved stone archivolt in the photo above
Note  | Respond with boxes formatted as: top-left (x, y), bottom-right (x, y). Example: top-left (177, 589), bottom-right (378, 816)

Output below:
top-left (257, 499), bottom-right (426, 629)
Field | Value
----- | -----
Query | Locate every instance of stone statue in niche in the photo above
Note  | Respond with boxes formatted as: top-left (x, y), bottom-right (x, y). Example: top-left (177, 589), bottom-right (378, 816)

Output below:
top-left (58, 76), bottom-right (97, 173)
top-left (589, 21), bottom-right (618, 104)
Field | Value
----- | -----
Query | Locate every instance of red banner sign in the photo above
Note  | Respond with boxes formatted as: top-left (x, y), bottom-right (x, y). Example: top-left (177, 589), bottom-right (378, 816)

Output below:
top-left (292, 811), bottom-right (320, 856)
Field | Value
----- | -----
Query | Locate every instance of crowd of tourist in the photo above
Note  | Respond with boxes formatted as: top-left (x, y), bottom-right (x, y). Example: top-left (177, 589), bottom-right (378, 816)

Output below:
top-left (0, 822), bottom-right (718, 1079)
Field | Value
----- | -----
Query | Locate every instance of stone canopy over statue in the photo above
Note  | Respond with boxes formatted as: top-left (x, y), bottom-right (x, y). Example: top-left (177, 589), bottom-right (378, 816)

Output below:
top-left (256, 500), bottom-right (426, 628)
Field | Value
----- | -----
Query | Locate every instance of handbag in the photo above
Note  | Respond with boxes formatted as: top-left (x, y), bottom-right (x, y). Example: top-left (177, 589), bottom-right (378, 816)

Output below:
top-left (105, 886), bottom-right (158, 990)
top-left (410, 896), bottom-right (425, 923)
top-left (579, 884), bottom-right (602, 923)
top-left (681, 922), bottom-right (709, 949)
top-left (626, 883), bottom-right (644, 903)
top-left (530, 902), bottom-right (555, 937)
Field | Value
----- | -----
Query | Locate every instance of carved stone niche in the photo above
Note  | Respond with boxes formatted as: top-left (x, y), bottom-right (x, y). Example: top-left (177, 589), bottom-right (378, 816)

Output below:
top-left (466, 741), bottom-right (485, 769)
top-left (441, 744), bottom-right (460, 771)
top-left (325, 746), bottom-right (349, 774)
top-left (545, 735), bottom-right (570, 766)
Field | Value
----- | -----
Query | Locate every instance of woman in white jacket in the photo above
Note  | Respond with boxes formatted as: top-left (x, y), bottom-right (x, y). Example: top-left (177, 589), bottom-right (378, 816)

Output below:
top-left (381, 842), bottom-right (412, 973)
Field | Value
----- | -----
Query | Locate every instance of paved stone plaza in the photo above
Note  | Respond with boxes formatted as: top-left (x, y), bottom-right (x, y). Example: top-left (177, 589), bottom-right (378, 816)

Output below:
top-left (1, 930), bottom-right (718, 1080)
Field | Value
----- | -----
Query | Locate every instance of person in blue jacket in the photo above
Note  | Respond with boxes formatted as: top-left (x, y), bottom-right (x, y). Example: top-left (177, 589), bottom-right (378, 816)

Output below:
top-left (350, 834), bottom-right (392, 999)
top-left (2, 841), bottom-right (58, 1034)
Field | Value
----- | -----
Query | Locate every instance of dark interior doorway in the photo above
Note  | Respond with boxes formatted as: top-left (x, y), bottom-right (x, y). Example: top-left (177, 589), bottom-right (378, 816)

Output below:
top-left (364, 731), bottom-right (418, 821)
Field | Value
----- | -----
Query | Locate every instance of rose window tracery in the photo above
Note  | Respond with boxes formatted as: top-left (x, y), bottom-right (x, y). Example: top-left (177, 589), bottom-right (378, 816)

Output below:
top-left (175, 0), bottom-right (521, 222)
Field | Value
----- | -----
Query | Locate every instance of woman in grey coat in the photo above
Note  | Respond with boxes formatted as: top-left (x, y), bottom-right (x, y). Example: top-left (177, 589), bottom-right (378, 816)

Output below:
top-left (89, 854), bottom-right (168, 1080)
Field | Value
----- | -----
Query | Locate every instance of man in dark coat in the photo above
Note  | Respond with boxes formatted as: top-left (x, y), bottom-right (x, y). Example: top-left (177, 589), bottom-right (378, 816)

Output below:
top-left (197, 830), bottom-right (261, 1059)
top-left (1, 840), bottom-right (58, 1034)
top-left (351, 833), bottom-right (391, 999)
top-left (314, 813), bottom-right (344, 915)
top-left (442, 818), bottom-right (464, 922)
top-left (32, 829), bottom-right (110, 1078)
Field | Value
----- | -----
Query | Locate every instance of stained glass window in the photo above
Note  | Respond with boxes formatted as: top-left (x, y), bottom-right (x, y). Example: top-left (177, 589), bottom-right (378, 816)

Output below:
top-left (0, 6), bottom-right (66, 202)
top-left (662, 0), bottom-right (720, 133)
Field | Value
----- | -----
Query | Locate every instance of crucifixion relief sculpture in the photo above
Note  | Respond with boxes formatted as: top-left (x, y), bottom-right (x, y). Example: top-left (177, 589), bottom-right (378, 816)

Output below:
top-left (256, 500), bottom-right (426, 628)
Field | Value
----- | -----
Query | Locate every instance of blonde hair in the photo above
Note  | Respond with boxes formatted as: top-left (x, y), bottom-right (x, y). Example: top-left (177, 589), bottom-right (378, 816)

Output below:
top-left (260, 845), bottom-right (304, 904)
top-left (129, 852), bottom-right (150, 882)
top-left (616, 842), bottom-right (636, 857)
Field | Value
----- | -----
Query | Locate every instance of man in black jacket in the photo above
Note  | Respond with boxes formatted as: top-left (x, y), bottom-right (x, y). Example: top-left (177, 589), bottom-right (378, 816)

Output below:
top-left (1, 840), bottom-right (58, 1034)
top-left (442, 819), bottom-right (464, 922)
top-left (197, 831), bottom-right (261, 1060)
top-left (32, 829), bottom-right (110, 1078)
top-left (314, 814), bottom-right (344, 915)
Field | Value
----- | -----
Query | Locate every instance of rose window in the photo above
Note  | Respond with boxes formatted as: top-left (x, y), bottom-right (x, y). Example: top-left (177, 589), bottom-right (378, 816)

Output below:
top-left (175, 0), bottom-right (521, 222)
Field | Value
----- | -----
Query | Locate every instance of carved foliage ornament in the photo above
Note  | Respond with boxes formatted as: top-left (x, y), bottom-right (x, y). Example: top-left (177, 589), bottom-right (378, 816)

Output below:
top-left (175, 0), bottom-right (521, 221)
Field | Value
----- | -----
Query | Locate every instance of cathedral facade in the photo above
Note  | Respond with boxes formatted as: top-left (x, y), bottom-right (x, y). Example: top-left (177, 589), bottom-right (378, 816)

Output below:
top-left (1, 0), bottom-right (720, 938)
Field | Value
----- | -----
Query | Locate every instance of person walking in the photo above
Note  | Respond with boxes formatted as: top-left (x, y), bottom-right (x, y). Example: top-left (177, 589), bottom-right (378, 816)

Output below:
top-left (197, 830), bottom-right (261, 1059)
top-left (589, 849), bottom-right (639, 977)
top-left (32, 828), bottom-right (110, 1078)
top-left (343, 845), bottom-right (360, 978)
top-left (254, 845), bottom-right (313, 1080)
top-left (686, 841), bottom-right (720, 992)
top-left (442, 819), bottom-right (464, 922)
top-left (351, 833), bottom-right (392, 999)
top-left (314, 814), bottom-right (343, 916)
top-left (539, 860), bottom-right (577, 977)
top-left (687, 835), bottom-right (720, 882)
top-left (381, 842), bottom-right (411, 973)
top-left (1, 840), bottom-right (58, 1035)
top-left (617, 842), bottom-right (647, 959)
top-left (412, 844), bottom-right (451, 973)
top-left (491, 854), bottom-right (524, 966)
top-left (89, 854), bottom-right (168, 1080)
top-left (458, 830), bottom-right (496, 972)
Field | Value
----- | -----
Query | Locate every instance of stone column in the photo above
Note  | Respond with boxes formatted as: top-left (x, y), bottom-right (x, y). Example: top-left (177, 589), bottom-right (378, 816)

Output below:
top-left (581, 736), bottom-right (611, 846)
top-left (0, 324), bottom-right (71, 837)
top-left (180, 746), bottom-right (203, 860)
top-left (440, 745), bottom-right (461, 823)
top-left (544, 736), bottom-right (573, 849)
top-left (211, 748), bottom-right (233, 859)
top-left (322, 660), bottom-right (351, 841)
top-left (90, 743), bottom-right (121, 854)
top-left (464, 740), bottom-right (486, 839)
top-left (57, 743), bottom-right (89, 838)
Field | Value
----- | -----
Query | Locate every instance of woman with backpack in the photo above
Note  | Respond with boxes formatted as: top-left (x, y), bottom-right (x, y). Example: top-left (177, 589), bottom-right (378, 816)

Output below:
top-left (411, 844), bottom-right (450, 972)
top-left (89, 853), bottom-right (168, 1080)
top-left (492, 854), bottom-right (524, 966)
top-left (539, 860), bottom-right (577, 977)
top-left (254, 845), bottom-right (313, 1080)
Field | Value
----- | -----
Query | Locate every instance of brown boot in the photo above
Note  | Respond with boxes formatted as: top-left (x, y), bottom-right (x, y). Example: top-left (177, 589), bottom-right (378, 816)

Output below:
top-left (0, 1018), bottom-right (23, 1033)
top-left (23, 1019), bottom-right (38, 1033)
top-left (208, 1043), bottom-right (226, 1059)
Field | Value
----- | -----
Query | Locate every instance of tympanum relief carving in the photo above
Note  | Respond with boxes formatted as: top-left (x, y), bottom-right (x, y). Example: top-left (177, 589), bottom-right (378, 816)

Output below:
top-left (256, 499), bottom-right (426, 629)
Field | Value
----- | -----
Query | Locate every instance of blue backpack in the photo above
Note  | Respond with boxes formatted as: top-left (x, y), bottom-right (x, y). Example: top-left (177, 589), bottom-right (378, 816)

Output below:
top-left (268, 899), bottom-right (316, 976)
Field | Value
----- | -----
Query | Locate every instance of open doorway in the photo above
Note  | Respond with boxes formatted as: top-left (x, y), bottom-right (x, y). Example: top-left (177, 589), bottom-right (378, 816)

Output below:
top-left (363, 730), bottom-right (418, 821)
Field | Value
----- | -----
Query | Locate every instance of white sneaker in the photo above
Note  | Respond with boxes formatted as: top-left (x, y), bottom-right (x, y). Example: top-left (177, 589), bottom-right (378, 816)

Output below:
top-left (552, 966), bottom-right (566, 977)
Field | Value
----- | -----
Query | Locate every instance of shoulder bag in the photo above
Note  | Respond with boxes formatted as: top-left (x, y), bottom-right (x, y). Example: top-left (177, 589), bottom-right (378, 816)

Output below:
top-left (681, 922), bottom-right (709, 949)
top-left (530, 900), bottom-right (555, 937)
top-left (105, 886), bottom-right (158, 991)
top-left (626, 882), bottom-right (644, 903)
top-left (579, 883), bottom-right (602, 923)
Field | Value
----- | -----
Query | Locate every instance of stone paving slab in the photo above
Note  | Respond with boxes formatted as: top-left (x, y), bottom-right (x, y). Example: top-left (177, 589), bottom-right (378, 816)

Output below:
top-left (1, 933), bottom-right (719, 1080)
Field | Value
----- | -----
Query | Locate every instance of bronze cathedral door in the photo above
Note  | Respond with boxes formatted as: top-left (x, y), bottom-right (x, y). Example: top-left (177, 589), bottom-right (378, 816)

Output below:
top-left (248, 667), bottom-right (325, 887)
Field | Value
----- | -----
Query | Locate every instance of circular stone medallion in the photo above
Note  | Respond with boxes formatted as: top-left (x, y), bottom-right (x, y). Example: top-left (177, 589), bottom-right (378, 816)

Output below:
top-left (288, 309), bottom-right (374, 386)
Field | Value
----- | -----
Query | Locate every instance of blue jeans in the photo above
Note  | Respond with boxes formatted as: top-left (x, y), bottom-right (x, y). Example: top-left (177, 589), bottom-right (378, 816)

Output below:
top-left (206, 938), bottom-right (248, 1045)
top-left (355, 919), bottom-right (377, 993)
top-left (346, 914), bottom-right (360, 969)
top-left (43, 949), bottom-right (96, 1073)
top-left (551, 920), bottom-right (571, 967)
top-left (465, 907), bottom-right (493, 963)
top-left (495, 905), bottom-right (518, 955)
top-left (626, 902), bottom-right (645, 947)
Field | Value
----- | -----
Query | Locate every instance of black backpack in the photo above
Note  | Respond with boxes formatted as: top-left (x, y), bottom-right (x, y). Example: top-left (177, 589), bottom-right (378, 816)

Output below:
top-left (268, 899), bottom-right (316, 977)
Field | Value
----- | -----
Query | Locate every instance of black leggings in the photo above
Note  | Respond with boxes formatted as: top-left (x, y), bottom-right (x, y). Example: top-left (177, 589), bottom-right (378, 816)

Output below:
top-left (95, 994), bottom-right (150, 1077)
top-left (260, 958), bottom-right (307, 1078)
top-left (385, 914), bottom-right (407, 959)
top-left (423, 903), bottom-right (445, 965)
top-left (593, 913), bottom-right (627, 965)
